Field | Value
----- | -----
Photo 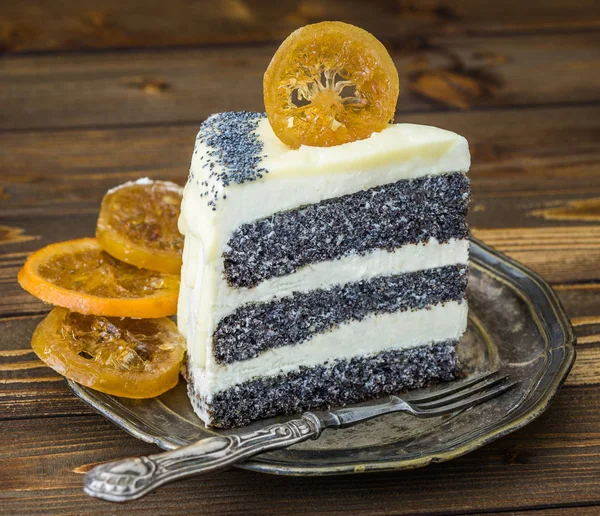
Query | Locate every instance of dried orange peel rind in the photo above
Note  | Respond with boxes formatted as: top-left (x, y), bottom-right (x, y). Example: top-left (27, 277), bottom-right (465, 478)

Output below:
top-left (32, 307), bottom-right (185, 398)
top-left (264, 21), bottom-right (399, 148)
top-left (18, 238), bottom-right (179, 318)
top-left (96, 179), bottom-right (184, 274)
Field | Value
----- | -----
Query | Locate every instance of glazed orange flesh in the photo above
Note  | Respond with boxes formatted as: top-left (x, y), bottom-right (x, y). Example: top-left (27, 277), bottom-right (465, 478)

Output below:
top-left (18, 238), bottom-right (179, 318)
top-left (96, 180), bottom-right (184, 274)
top-left (32, 307), bottom-right (185, 398)
top-left (264, 21), bottom-right (399, 148)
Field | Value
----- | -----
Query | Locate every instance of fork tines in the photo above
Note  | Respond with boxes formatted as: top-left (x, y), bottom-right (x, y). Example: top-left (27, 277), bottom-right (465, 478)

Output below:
top-left (405, 371), bottom-right (502, 403)
top-left (403, 371), bottom-right (517, 417)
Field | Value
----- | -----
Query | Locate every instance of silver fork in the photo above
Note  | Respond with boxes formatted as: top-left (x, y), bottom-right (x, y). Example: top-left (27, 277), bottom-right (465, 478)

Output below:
top-left (84, 371), bottom-right (517, 502)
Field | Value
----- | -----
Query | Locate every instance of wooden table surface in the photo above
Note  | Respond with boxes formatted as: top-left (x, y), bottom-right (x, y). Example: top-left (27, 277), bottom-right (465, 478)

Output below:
top-left (1, 1), bottom-right (600, 514)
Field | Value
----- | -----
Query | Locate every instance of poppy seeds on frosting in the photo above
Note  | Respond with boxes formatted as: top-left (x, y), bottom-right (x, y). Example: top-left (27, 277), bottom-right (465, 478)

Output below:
top-left (191, 112), bottom-right (268, 211)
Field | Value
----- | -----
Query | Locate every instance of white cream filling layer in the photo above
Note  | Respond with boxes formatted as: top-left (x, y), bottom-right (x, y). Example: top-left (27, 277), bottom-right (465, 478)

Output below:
top-left (179, 120), bottom-right (470, 261)
top-left (177, 238), bottom-right (469, 367)
top-left (213, 238), bottom-right (469, 321)
top-left (190, 300), bottom-right (468, 397)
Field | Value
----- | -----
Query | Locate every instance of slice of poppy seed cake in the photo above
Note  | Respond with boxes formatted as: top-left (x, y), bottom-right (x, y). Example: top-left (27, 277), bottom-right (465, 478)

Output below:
top-left (178, 111), bottom-right (470, 428)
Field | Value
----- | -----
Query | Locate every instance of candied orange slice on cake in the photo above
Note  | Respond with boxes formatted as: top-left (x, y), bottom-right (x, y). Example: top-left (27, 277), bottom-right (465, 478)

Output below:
top-left (96, 179), bottom-right (184, 274)
top-left (32, 307), bottom-right (185, 398)
top-left (18, 238), bottom-right (179, 318)
top-left (264, 21), bottom-right (399, 148)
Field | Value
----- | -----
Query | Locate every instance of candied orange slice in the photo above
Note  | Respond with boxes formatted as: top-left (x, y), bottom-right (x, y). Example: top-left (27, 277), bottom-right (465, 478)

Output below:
top-left (264, 21), bottom-right (399, 148)
top-left (32, 307), bottom-right (185, 398)
top-left (18, 238), bottom-right (179, 318)
top-left (96, 179), bottom-right (184, 274)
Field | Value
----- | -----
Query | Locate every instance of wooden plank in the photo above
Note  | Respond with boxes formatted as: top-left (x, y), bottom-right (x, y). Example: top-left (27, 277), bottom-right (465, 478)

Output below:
top-left (1, 104), bottom-right (599, 217)
top-left (567, 346), bottom-right (600, 386)
top-left (1, 385), bottom-right (600, 515)
top-left (0, 314), bottom-right (96, 419)
top-left (556, 285), bottom-right (600, 324)
top-left (1, 31), bottom-right (599, 130)
top-left (2, 0), bottom-right (600, 55)
top-left (471, 226), bottom-right (600, 284)
top-left (0, 124), bottom-right (190, 218)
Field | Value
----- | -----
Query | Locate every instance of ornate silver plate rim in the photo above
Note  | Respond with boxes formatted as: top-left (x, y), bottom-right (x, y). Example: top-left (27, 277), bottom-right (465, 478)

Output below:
top-left (68, 238), bottom-right (576, 476)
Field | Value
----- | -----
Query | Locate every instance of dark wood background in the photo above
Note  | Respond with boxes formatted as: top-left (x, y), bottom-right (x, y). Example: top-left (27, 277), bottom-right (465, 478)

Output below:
top-left (1, 1), bottom-right (600, 514)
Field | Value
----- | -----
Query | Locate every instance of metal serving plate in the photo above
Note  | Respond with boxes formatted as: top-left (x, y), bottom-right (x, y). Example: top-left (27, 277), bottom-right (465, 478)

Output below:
top-left (68, 238), bottom-right (576, 475)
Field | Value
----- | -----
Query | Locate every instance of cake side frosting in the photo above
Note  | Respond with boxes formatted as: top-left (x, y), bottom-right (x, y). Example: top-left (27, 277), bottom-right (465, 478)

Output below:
top-left (179, 112), bottom-right (470, 261)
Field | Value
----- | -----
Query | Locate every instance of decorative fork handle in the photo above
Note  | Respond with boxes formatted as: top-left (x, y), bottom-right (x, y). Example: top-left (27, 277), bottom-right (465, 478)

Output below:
top-left (84, 376), bottom-right (512, 502)
top-left (84, 413), bottom-right (323, 502)
top-left (85, 396), bottom-right (411, 502)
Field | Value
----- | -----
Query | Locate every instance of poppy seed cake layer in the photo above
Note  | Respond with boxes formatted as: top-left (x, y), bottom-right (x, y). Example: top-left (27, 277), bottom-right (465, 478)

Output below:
top-left (223, 172), bottom-right (469, 288)
top-left (187, 340), bottom-right (458, 428)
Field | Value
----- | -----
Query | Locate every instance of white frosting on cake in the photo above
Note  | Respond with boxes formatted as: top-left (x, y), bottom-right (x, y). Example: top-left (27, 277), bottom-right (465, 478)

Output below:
top-left (179, 118), bottom-right (470, 261)
top-left (190, 300), bottom-right (468, 399)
